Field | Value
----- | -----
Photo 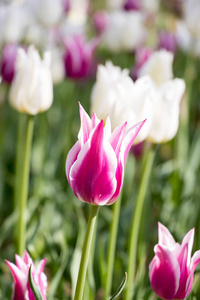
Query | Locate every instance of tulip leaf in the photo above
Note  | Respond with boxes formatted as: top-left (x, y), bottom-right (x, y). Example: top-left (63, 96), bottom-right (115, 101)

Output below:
top-left (28, 265), bottom-right (43, 300)
top-left (109, 272), bottom-right (127, 300)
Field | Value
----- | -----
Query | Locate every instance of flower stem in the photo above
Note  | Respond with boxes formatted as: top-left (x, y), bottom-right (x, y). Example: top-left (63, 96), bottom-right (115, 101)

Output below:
top-left (125, 147), bottom-right (155, 300)
top-left (17, 114), bottom-right (34, 256)
top-left (104, 193), bottom-right (122, 300)
top-left (14, 114), bottom-right (25, 211)
top-left (74, 204), bottom-right (99, 300)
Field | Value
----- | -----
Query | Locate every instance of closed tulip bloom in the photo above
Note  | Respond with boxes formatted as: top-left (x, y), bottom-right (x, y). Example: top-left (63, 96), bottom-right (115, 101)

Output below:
top-left (149, 223), bottom-right (200, 300)
top-left (66, 103), bottom-right (145, 205)
top-left (138, 50), bottom-right (174, 87)
top-left (9, 45), bottom-right (53, 115)
top-left (91, 61), bottom-right (155, 143)
top-left (0, 43), bottom-right (18, 83)
top-left (137, 50), bottom-right (185, 143)
top-left (102, 11), bottom-right (146, 53)
top-left (5, 251), bottom-right (47, 300)
top-left (63, 35), bottom-right (99, 80)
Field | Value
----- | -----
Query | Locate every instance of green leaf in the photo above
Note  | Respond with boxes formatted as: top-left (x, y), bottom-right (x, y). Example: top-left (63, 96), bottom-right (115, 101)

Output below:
top-left (109, 272), bottom-right (127, 300)
top-left (28, 265), bottom-right (43, 300)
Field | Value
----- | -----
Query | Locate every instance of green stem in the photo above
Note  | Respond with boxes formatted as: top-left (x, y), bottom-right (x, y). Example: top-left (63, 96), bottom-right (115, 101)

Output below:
top-left (74, 205), bottom-right (99, 300)
top-left (17, 114), bottom-right (34, 256)
top-left (125, 148), bottom-right (155, 300)
top-left (104, 193), bottom-right (122, 300)
top-left (14, 114), bottom-right (25, 211)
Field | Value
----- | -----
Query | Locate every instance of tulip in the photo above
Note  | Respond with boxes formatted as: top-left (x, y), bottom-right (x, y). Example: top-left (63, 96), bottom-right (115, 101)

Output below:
top-left (149, 222), bottom-right (200, 300)
top-left (136, 50), bottom-right (185, 143)
top-left (5, 251), bottom-right (47, 300)
top-left (158, 31), bottom-right (177, 53)
top-left (131, 47), bottom-right (153, 80)
top-left (0, 43), bottom-right (18, 83)
top-left (93, 11), bottom-right (109, 35)
top-left (34, 0), bottom-right (64, 27)
top-left (138, 49), bottom-right (174, 87)
top-left (9, 45), bottom-right (53, 115)
top-left (63, 35), bottom-right (99, 80)
top-left (91, 61), bottom-right (155, 143)
top-left (123, 0), bottom-right (141, 11)
top-left (66, 103), bottom-right (145, 205)
top-left (102, 11), bottom-right (146, 53)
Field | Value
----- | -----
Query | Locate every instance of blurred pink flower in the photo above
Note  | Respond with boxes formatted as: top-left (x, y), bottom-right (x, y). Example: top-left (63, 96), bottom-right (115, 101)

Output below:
top-left (131, 47), bottom-right (153, 80)
top-left (5, 251), bottom-right (47, 300)
top-left (93, 11), bottom-right (109, 35)
top-left (158, 31), bottom-right (177, 53)
top-left (63, 35), bottom-right (99, 80)
top-left (0, 43), bottom-right (18, 83)
top-left (149, 222), bottom-right (200, 300)
top-left (66, 103), bottom-right (145, 205)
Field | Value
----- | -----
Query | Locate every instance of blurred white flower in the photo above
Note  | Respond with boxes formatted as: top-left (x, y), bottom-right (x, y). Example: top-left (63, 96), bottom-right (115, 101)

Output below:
top-left (138, 50), bottom-right (173, 86)
top-left (0, 4), bottom-right (27, 45)
top-left (9, 46), bottom-right (53, 115)
top-left (147, 79), bottom-right (185, 143)
top-left (137, 49), bottom-right (185, 143)
top-left (102, 11), bottom-right (146, 52)
top-left (49, 47), bottom-right (65, 84)
top-left (34, 0), bottom-right (64, 27)
top-left (183, 0), bottom-right (200, 39)
top-left (91, 61), bottom-right (156, 143)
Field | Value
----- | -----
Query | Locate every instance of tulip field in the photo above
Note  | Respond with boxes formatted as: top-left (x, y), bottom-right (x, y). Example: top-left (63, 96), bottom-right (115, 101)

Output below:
top-left (1, 0), bottom-right (200, 299)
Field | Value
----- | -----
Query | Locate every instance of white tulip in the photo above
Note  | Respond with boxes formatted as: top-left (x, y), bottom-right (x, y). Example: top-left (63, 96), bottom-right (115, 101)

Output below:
top-left (0, 4), bottom-right (27, 46)
top-left (34, 0), bottom-right (63, 27)
top-left (137, 50), bottom-right (185, 143)
top-left (91, 61), bottom-right (156, 143)
top-left (147, 79), bottom-right (185, 143)
top-left (138, 50), bottom-right (173, 86)
top-left (183, 0), bottom-right (200, 39)
top-left (102, 11), bottom-right (146, 53)
top-left (9, 46), bottom-right (53, 115)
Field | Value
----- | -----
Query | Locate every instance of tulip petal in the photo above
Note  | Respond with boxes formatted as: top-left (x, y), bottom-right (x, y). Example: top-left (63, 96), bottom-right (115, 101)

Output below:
top-left (78, 103), bottom-right (93, 145)
top-left (158, 222), bottom-right (176, 249)
top-left (174, 243), bottom-right (189, 299)
top-left (109, 122), bottom-right (127, 158)
top-left (121, 120), bottom-right (146, 164)
top-left (69, 120), bottom-right (117, 205)
top-left (185, 250), bottom-right (200, 298)
top-left (149, 244), bottom-right (180, 300)
top-left (5, 260), bottom-right (27, 300)
top-left (181, 228), bottom-right (194, 266)
top-left (66, 140), bottom-right (82, 183)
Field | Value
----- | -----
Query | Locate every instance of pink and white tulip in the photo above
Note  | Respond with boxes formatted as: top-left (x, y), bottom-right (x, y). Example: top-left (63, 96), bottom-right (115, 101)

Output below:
top-left (5, 251), bottom-right (47, 300)
top-left (63, 35), bottom-right (99, 80)
top-left (66, 103), bottom-right (145, 205)
top-left (149, 222), bottom-right (200, 300)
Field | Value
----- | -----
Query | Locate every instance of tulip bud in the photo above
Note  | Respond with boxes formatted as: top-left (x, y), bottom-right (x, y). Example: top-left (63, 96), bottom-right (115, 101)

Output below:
top-left (63, 35), bottom-right (99, 80)
top-left (9, 45), bottom-right (53, 115)
top-left (0, 43), bottom-right (18, 83)
top-left (6, 251), bottom-right (47, 300)
top-left (149, 223), bottom-right (200, 300)
top-left (66, 103), bottom-right (145, 205)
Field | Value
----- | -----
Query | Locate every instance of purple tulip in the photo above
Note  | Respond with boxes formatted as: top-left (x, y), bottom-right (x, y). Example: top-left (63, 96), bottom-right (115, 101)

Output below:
top-left (5, 251), bottom-right (47, 300)
top-left (123, 0), bottom-right (141, 11)
top-left (158, 31), bottom-right (177, 53)
top-left (63, 35), bottom-right (99, 80)
top-left (0, 43), bottom-right (18, 83)
top-left (149, 222), bottom-right (200, 300)
top-left (66, 103), bottom-right (145, 205)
